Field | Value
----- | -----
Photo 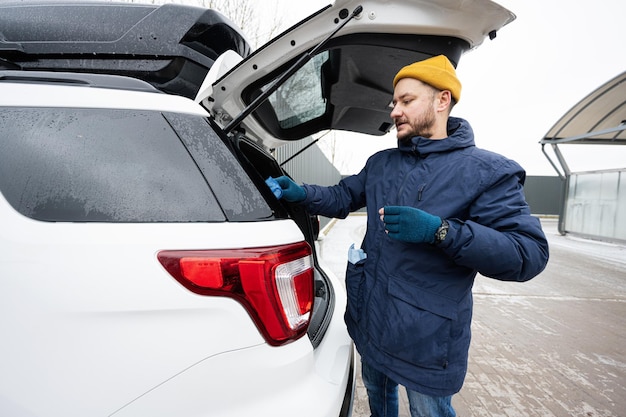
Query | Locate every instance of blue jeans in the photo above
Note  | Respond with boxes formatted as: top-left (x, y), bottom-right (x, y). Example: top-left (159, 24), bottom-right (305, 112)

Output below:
top-left (361, 360), bottom-right (456, 417)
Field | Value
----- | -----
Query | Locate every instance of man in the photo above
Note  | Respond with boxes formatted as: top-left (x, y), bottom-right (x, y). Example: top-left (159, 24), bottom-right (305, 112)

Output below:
top-left (270, 55), bottom-right (549, 417)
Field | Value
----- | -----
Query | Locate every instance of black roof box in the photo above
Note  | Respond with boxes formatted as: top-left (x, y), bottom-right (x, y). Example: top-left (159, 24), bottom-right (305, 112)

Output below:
top-left (0, 1), bottom-right (251, 98)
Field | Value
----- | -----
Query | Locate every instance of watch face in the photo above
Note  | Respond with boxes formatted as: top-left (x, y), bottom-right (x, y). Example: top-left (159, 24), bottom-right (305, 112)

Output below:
top-left (436, 221), bottom-right (449, 243)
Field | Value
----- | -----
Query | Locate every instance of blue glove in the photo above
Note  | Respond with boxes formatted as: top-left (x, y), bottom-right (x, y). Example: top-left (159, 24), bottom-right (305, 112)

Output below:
top-left (272, 176), bottom-right (306, 203)
top-left (381, 206), bottom-right (442, 244)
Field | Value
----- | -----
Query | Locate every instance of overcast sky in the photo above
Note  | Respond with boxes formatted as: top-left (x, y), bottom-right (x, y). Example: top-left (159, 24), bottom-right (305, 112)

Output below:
top-left (272, 0), bottom-right (626, 176)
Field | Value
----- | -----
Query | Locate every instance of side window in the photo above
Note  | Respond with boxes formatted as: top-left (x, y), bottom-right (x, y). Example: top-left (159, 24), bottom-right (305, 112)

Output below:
top-left (0, 107), bottom-right (228, 222)
top-left (164, 113), bottom-right (274, 221)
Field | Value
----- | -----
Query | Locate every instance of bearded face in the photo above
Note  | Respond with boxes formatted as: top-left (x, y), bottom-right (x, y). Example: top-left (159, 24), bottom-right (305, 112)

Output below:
top-left (391, 78), bottom-right (441, 142)
top-left (396, 99), bottom-right (437, 142)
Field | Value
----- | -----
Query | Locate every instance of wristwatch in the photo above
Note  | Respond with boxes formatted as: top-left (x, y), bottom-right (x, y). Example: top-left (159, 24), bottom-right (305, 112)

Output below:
top-left (434, 219), bottom-right (449, 244)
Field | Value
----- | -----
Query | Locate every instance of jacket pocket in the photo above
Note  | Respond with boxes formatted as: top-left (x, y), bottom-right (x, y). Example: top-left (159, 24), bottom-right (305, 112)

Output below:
top-left (345, 259), bottom-right (366, 322)
top-left (380, 276), bottom-right (458, 370)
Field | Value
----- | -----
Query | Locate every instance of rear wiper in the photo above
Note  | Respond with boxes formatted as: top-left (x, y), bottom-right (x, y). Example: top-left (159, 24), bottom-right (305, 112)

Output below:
top-left (224, 5), bottom-right (363, 135)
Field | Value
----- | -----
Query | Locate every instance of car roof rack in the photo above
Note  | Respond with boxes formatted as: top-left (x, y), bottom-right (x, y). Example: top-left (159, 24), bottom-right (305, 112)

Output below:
top-left (0, 70), bottom-right (161, 92)
top-left (0, 1), bottom-right (251, 99)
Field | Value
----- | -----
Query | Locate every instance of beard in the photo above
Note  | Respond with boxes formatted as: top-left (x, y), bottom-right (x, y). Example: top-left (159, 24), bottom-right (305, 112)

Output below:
top-left (397, 104), bottom-right (437, 142)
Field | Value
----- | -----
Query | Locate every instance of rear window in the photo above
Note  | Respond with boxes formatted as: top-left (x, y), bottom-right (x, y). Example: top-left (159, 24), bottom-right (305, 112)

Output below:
top-left (267, 51), bottom-right (329, 129)
top-left (0, 107), bottom-right (272, 222)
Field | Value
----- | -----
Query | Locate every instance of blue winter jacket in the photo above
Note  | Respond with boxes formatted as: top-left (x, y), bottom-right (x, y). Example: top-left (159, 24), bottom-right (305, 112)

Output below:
top-left (301, 117), bottom-right (549, 396)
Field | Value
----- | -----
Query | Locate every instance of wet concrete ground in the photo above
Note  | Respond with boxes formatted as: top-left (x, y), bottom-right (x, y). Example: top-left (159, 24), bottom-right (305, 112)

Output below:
top-left (317, 216), bottom-right (626, 417)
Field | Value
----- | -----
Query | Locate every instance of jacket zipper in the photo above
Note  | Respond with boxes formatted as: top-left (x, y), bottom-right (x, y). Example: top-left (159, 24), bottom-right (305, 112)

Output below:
top-left (418, 183), bottom-right (426, 201)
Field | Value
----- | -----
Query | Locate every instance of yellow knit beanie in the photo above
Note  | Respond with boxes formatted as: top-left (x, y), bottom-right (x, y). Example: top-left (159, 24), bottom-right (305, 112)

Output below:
top-left (393, 55), bottom-right (462, 103)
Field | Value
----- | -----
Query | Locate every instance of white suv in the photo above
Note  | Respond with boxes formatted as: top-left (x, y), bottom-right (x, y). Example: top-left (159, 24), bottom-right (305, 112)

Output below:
top-left (0, 71), bottom-right (355, 416)
top-left (0, 1), bottom-right (514, 416)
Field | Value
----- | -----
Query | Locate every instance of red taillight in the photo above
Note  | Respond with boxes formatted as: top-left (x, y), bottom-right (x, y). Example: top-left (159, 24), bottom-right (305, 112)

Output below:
top-left (157, 242), bottom-right (314, 346)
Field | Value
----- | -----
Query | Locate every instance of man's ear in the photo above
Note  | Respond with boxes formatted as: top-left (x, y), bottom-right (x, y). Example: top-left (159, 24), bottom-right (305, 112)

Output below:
top-left (437, 90), bottom-right (452, 112)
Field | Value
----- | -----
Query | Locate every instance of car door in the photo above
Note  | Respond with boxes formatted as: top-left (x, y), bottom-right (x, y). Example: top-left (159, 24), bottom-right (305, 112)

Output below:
top-left (200, 0), bottom-right (514, 147)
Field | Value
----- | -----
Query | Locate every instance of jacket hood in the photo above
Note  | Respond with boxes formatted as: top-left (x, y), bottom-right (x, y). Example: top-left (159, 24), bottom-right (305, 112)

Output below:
top-left (398, 117), bottom-right (475, 156)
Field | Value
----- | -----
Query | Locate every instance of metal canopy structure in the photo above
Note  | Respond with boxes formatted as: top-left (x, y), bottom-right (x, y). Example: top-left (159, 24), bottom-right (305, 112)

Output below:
top-left (540, 71), bottom-right (626, 178)
top-left (539, 71), bottom-right (626, 242)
